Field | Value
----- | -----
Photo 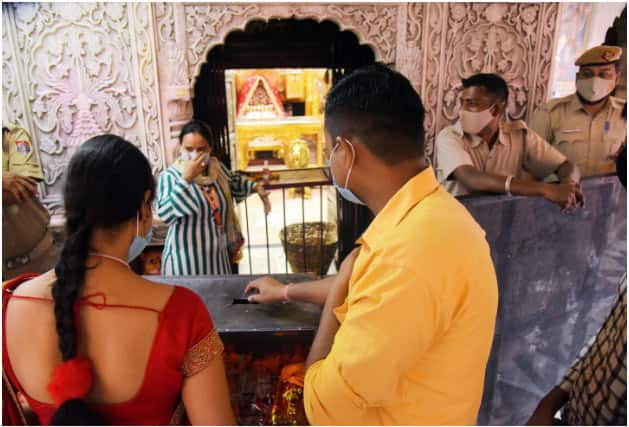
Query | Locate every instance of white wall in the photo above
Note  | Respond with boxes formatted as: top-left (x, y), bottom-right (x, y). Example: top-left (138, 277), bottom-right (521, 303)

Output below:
top-left (584, 2), bottom-right (625, 48)
top-left (3, 2), bottom-right (563, 218)
top-left (550, 2), bottom-right (626, 99)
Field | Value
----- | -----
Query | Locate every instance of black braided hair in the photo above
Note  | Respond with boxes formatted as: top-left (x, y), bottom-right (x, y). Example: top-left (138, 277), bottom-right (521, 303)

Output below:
top-left (50, 135), bottom-right (155, 425)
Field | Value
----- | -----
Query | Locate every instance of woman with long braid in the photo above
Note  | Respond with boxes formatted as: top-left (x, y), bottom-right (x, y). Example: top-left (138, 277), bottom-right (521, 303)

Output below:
top-left (2, 135), bottom-right (235, 425)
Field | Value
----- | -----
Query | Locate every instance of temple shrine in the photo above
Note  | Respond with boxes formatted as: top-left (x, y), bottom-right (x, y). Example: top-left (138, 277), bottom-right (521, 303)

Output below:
top-left (231, 69), bottom-right (329, 171)
top-left (1, 3), bottom-right (626, 426)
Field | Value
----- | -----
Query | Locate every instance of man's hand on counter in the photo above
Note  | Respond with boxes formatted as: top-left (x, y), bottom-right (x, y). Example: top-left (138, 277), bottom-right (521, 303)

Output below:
top-left (244, 247), bottom-right (361, 308)
top-left (245, 276), bottom-right (285, 304)
top-left (245, 275), bottom-right (333, 307)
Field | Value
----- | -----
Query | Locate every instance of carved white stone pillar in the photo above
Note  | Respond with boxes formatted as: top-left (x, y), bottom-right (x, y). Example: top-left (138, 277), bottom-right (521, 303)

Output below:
top-left (157, 2), bottom-right (193, 166)
top-left (224, 69), bottom-right (239, 168)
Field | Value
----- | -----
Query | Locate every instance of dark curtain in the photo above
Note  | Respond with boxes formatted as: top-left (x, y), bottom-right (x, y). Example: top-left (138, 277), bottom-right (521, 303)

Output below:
top-left (193, 48), bottom-right (231, 169)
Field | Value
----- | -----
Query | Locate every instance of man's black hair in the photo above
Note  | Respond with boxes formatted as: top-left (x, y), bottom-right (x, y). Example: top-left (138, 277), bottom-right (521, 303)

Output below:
top-left (324, 63), bottom-right (425, 165)
top-left (461, 73), bottom-right (509, 104)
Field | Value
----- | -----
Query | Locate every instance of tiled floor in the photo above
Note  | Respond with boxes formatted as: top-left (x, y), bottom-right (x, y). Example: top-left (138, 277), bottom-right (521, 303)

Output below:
top-left (236, 185), bottom-right (339, 275)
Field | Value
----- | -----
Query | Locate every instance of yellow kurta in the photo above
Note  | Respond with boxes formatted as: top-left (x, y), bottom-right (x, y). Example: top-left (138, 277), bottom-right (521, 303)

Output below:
top-left (304, 167), bottom-right (499, 425)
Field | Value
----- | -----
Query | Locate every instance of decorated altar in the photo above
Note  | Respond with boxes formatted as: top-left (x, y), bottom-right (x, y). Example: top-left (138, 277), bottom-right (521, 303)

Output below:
top-left (233, 69), bottom-right (328, 170)
top-left (236, 117), bottom-right (324, 171)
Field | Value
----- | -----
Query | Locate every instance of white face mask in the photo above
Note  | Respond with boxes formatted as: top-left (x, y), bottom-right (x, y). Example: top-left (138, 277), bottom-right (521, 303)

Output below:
top-left (181, 151), bottom-right (196, 161)
top-left (128, 209), bottom-right (152, 262)
top-left (181, 151), bottom-right (209, 163)
top-left (576, 77), bottom-right (615, 103)
top-left (459, 105), bottom-right (495, 136)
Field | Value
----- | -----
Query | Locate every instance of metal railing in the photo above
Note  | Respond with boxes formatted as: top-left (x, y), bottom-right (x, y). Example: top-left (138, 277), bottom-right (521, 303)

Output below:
top-left (238, 167), bottom-right (335, 277)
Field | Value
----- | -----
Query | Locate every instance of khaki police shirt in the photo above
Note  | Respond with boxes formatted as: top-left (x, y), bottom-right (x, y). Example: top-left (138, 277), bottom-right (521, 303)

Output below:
top-left (434, 120), bottom-right (567, 196)
top-left (2, 123), bottom-right (44, 180)
top-left (529, 94), bottom-right (626, 177)
top-left (2, 123), bottom-right (49, 259)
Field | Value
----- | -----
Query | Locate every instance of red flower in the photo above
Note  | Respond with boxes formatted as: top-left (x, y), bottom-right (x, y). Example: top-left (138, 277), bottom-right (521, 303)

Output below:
top-left (47, 357), bottom-right (94, 406)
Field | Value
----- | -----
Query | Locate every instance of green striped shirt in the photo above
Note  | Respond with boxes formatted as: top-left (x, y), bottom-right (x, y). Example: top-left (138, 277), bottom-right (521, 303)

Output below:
top-left (157, 163), bottom-right (256, 275)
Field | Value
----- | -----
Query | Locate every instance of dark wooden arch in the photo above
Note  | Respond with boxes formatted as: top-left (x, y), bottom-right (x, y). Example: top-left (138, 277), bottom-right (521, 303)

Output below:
top-left (192, 17), bottom-right (376, 263)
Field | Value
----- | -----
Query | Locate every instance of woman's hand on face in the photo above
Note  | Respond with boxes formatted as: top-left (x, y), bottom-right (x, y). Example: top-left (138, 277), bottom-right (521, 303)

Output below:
top-left (182, 153), bottom-right (208, 183)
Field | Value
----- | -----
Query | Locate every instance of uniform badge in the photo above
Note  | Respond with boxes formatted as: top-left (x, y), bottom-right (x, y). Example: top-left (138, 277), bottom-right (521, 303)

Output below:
top-left (602, 50), bottom-right (614, 62)
top-left (15, 140), bottom-right (31, 153)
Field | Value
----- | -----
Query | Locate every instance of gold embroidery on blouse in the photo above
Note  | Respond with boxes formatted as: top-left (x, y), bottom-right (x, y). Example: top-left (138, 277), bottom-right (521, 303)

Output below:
top-left (182, 329), bottom-right (224, 377)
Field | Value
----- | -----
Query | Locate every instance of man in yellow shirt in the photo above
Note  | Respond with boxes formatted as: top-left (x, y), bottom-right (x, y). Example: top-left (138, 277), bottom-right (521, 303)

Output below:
top-left (303, 64), bottom-right (499, 425)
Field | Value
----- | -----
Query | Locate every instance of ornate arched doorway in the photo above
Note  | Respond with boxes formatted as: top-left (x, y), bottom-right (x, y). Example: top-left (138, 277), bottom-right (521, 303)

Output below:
top-left (192, 18), bottom-right (375, 164)
top-left (191, 17), bottom-right (376, 264)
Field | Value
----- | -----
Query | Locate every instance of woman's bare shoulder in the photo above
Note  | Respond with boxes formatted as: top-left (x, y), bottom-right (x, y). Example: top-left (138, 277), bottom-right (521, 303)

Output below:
top-left (138, 277), bottom-right (204, 310)
top-left (11, 270), bottom-right (56, 299)
top-left (130, 275), bottom-right (180, 309)
top-left (138, 276), bottom-right (177, 293)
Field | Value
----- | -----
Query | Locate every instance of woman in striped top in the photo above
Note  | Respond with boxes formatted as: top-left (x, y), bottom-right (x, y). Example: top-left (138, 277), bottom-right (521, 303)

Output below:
top-left (157, 120), bottom-right (270, 275)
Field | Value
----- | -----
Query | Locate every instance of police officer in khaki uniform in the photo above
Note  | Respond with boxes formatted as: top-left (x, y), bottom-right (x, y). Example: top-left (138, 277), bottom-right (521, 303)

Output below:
top-left (434, 73), bottom-right (584, 211)
top-left (530, 45), bottom-right (626, 177)
top-left (2, 123), bottom-right (58, 280)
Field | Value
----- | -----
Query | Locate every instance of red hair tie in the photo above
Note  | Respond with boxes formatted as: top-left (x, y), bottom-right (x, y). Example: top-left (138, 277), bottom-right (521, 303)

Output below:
top-left (47, 357), bottom-right (94, 405)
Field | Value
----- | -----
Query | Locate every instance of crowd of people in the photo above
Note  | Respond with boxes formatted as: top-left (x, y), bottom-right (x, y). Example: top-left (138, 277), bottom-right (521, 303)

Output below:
top-left (1, 44), bottom-right (626, 425)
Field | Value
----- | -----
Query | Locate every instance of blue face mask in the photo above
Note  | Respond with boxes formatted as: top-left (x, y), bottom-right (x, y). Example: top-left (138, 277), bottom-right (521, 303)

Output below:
top-left (128, 210), bottom-right (152, 262)
top-left (328, 141), bottom-right (366, 206)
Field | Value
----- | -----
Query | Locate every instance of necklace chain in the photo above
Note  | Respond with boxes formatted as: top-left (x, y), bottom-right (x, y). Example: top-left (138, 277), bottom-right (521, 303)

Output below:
top-left (89, 252), bottom-right (130, 269)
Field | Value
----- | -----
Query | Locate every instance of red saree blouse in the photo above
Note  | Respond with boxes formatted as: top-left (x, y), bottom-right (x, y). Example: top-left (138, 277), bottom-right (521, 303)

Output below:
top-left (2, 274), bottom-right (223, 425)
